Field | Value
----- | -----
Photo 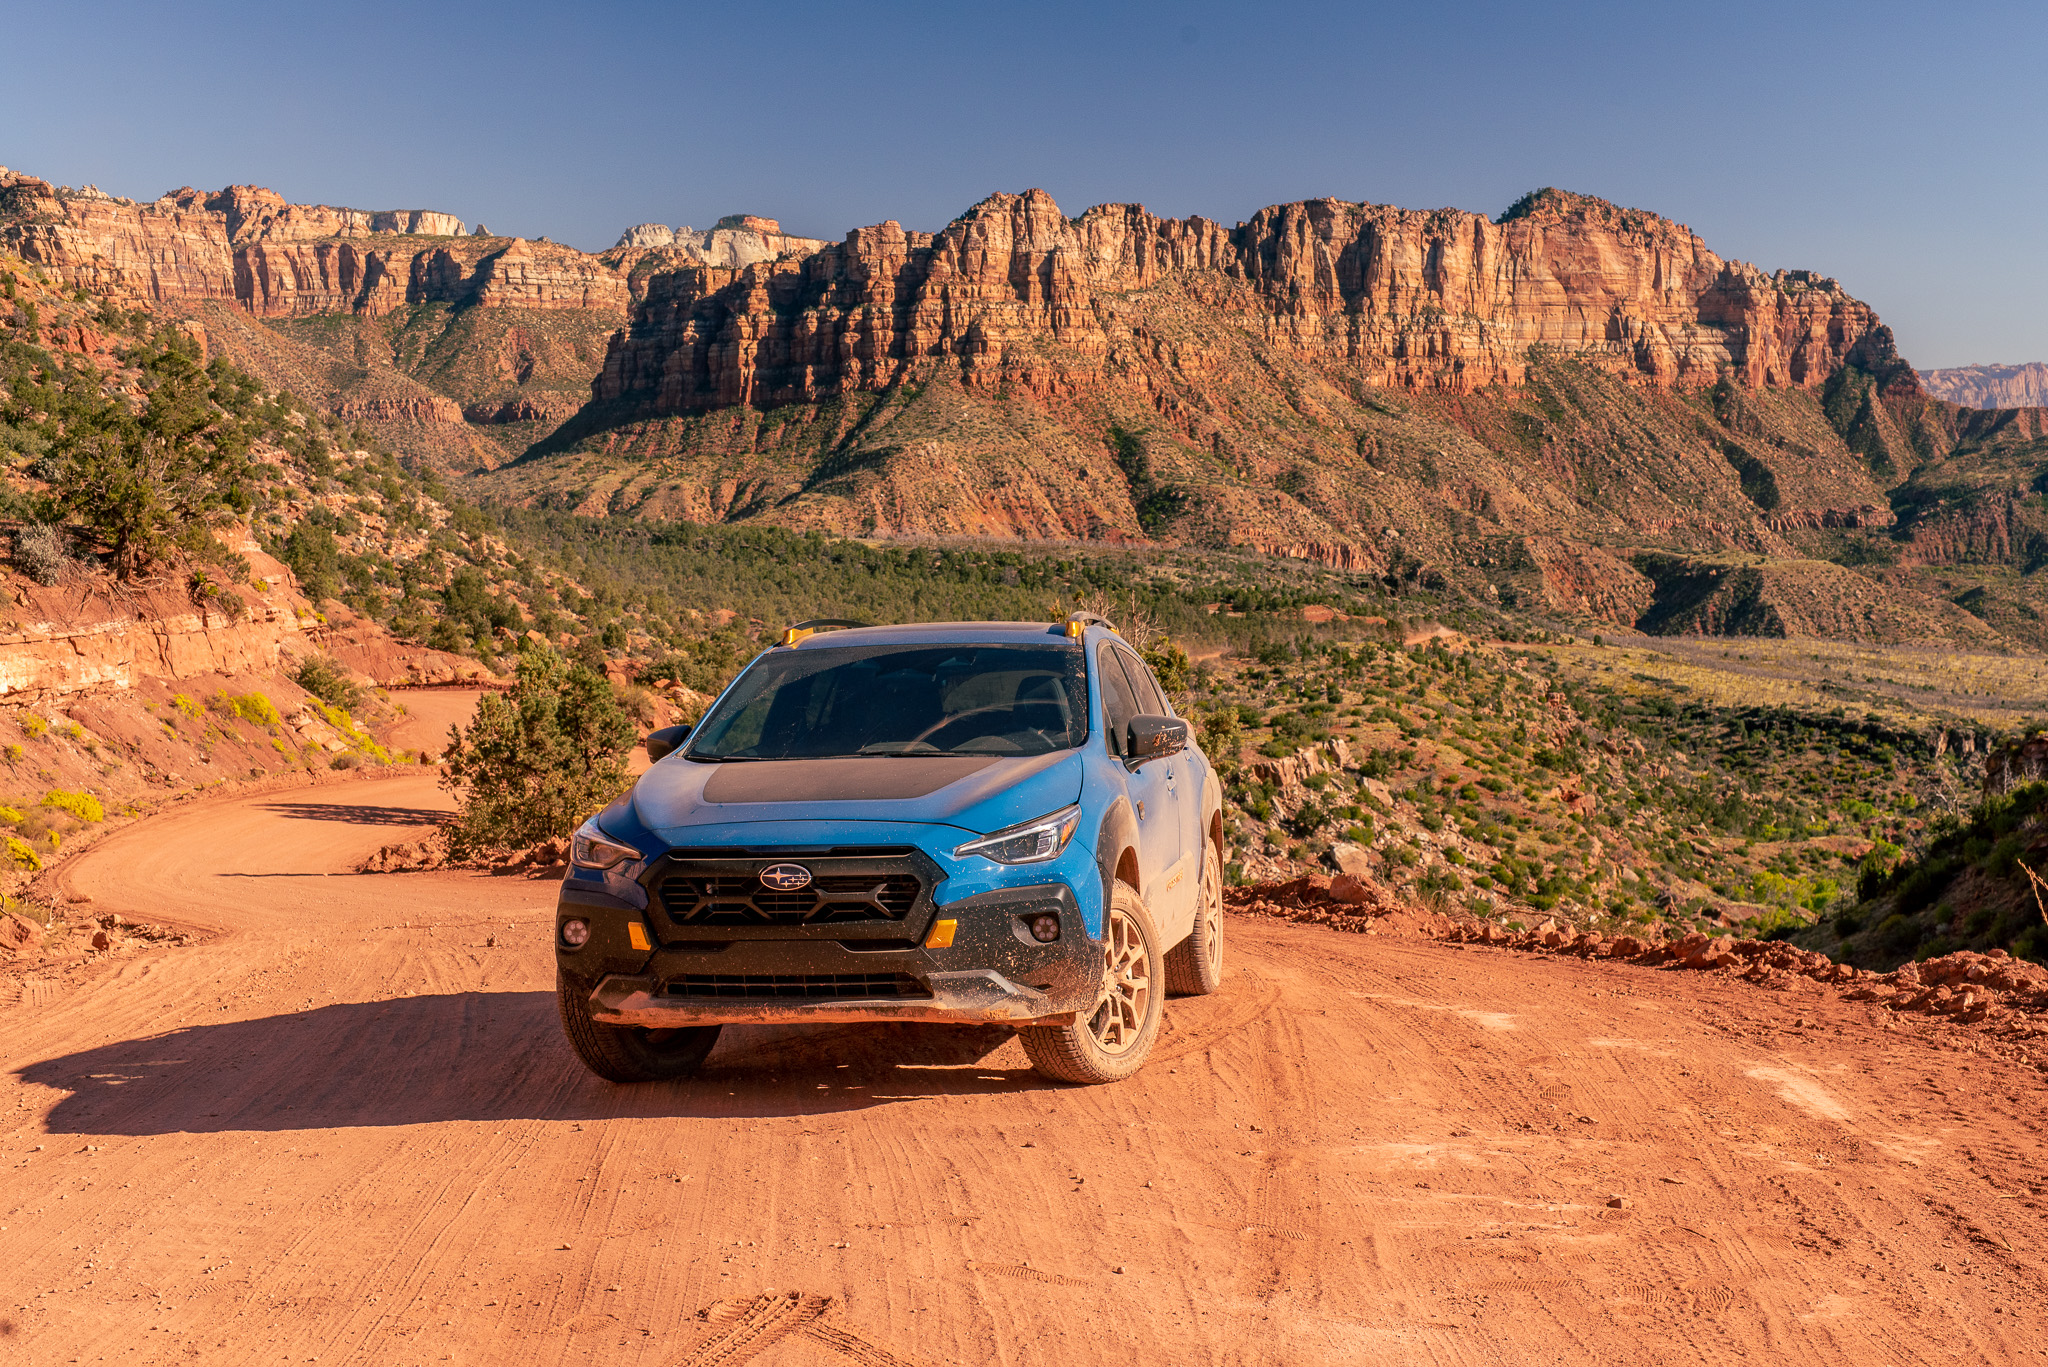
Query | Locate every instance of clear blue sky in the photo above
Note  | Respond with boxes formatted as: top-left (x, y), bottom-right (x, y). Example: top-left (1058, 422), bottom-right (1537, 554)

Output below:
top-left (5, 0), bottom-right (2042, 369)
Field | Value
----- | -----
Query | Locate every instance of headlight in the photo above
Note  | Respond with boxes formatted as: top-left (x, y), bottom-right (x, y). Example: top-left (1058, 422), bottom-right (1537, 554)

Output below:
top-left (570, 819), bottom-right (642, 872)
top-left (954, 804), bottom-right (1082, 865)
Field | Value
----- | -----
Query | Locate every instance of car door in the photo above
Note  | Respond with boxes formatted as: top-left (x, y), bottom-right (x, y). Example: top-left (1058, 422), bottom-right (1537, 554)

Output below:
top-left (1121, 646), bottom-right (1206, 919)
top-left (1103, 644), bottom-right (1190, 935)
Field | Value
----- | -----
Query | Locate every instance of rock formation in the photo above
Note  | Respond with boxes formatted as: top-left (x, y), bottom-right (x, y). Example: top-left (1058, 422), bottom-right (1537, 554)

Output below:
top-left (589, 187), bottom-right (1895, 419)
top-left (1919, 362), bottom-right (2048, 409)
top-left (608, 215), bottom-right (827, 271)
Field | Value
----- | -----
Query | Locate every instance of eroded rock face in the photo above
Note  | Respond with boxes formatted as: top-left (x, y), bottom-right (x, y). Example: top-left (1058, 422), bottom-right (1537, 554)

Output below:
top-left (0, 171), bottom-right (626, 319)
top-left (1919, 362), bottom-right (2048, 410)
top-left (608, 216), bottom-right (827, 270)
top-left (593, 187), bottom-right (1895, 418)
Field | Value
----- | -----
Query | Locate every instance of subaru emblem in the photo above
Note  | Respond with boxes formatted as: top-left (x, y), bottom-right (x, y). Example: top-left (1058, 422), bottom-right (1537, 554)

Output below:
top-left (758, 863), bottom-right (813, 892)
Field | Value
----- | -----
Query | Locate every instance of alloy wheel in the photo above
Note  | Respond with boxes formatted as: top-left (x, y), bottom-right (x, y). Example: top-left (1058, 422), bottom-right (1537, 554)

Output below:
top-left (1089, 905), bottom-right (1151, 1054)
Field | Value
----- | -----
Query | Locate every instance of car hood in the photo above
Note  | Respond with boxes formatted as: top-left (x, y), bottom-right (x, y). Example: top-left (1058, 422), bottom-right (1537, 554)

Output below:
top-left (619, 749), bottom-right (1086, 842)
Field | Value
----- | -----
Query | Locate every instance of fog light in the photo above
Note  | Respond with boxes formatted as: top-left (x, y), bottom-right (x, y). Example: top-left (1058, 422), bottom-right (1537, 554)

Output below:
top-left (560, 918), bottom-right (590, 947)
top-left (1029, 914), bottom-right (1061, 943)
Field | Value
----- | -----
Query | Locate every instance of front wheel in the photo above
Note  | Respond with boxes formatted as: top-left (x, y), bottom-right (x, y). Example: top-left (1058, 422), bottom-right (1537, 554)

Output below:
top-left (557, 968), bottom-right (722, 1083)
top-left (1020, 884), bottom-right (1163, 1084)
top-left (1165, 839), bottom-right (1225, 996)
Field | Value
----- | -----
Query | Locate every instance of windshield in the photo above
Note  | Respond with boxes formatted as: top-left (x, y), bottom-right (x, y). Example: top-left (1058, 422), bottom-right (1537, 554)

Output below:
top-left (687, 643), bottom-right (1090, 759)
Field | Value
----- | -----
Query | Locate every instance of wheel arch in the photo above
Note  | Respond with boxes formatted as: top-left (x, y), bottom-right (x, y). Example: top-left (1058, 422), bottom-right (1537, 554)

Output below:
top-left (1094, 796), bottom-right (1142, 935)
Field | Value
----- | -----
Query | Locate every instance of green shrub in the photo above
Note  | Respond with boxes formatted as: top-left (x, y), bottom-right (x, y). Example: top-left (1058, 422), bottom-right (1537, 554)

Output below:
top-left (1873, 913), bottom-right (1920, 957)
top-left (440, 644), bottom-right (635, 859)
top-left (291, 655), bottom-right (363, 711)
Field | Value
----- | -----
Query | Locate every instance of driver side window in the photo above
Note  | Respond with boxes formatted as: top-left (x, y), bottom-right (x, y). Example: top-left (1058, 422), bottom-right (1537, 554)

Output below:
top-left (1114, 646), bottom-right (1170, 717)
top-left (1096, 644), bottom-right (1141, 757)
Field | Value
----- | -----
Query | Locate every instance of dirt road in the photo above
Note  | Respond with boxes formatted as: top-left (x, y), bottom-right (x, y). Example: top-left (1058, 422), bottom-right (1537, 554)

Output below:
top-left (4, 777), bottom-right (2046, 1365)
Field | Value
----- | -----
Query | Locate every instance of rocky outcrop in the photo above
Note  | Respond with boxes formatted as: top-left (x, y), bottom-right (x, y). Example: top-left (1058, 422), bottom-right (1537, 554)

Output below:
top-left (1521, 538), bottom-right (1655, 626)
top-left (0, 169), bottom-right (623, 319)
top-left (593, 187), bottom-right (1892, 417)
top-left (1630, 554), bottom-right (2000, 643)
top-left (0, 593), bottom-right (309, 700)
top-left (608, 215), bottom-right (827, 270)
top-left (0, 535), bottom-right (314, 700)
top-left (1919, 362), bottom-right (2048, 410)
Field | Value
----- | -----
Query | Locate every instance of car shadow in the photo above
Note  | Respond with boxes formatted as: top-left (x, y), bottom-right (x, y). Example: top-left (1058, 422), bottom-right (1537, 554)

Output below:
top-left (20, 991), bottom-right (1046, 1135)
top-left (255, 802), bottom-right (449, 827)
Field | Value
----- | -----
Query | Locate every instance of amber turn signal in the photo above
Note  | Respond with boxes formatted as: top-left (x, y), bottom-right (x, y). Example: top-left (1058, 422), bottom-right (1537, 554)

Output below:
top-left (924, 919), bottom-right (957, 949)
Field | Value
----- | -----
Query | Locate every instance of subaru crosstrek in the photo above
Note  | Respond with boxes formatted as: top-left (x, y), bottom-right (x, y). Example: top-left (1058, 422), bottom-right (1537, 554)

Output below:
top-left (553, 614), bottom-right (1226, 1085)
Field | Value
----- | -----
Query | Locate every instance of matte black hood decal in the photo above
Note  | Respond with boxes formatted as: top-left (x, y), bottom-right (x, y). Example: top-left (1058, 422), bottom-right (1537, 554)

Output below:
top-left (701, 756), bottom-right (1001, 804)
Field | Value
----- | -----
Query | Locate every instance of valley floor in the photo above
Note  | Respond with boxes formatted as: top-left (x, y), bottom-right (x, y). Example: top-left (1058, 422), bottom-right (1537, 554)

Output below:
top-left (1, 774), bottom-right (2044, 1364)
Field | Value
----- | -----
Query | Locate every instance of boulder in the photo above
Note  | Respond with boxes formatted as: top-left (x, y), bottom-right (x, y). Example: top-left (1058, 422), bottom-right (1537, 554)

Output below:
top-left (1327, 841), bottom-right (1373, 879)
top-left (1, 911), bottom-right (41, 955)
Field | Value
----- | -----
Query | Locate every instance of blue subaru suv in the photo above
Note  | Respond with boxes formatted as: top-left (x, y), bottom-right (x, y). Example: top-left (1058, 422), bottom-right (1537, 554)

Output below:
top-left (553, 615), bottom-right (1225, 1085)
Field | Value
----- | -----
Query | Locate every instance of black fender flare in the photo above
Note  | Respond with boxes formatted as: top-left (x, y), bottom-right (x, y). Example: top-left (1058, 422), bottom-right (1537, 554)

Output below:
top-left (1093, 795), bottom-right (1141, 932)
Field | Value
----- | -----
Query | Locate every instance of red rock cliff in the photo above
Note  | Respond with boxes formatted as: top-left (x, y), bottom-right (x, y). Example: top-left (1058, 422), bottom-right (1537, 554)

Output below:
top-left (0, 171), bottom-right (622, 318)
top-left (594, 187), bottom-right (1893, 415)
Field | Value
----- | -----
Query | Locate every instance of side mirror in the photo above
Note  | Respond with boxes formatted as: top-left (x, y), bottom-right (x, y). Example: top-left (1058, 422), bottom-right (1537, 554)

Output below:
top-left (1125, 714), bottom-right (1188, 763)
top-left (643, 724), bottom-right (692, 763)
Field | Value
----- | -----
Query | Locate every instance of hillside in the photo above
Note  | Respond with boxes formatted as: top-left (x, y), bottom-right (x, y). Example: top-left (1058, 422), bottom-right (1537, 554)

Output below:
top-left (0, 246), bottom-right (668, 870)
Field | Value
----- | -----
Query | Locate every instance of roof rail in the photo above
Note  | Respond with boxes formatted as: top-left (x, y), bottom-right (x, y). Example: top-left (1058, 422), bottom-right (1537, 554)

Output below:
top-left (1061, 611), bottom-right (1113, 639)
top-left (778, 618), bottom-right (869, 647)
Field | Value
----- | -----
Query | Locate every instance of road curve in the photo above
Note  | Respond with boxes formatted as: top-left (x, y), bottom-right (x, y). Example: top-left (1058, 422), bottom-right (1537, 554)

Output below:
top-left (2, 777), bottom-right (2046, 1365)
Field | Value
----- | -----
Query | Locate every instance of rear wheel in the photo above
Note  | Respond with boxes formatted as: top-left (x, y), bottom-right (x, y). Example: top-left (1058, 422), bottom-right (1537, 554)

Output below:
top-left (1165, 839), bottom-right (1225, 996)
top-left (1020, 884), bottom-right (1163, 1084)
top-left (557, 968), bottom-right (722, 1083)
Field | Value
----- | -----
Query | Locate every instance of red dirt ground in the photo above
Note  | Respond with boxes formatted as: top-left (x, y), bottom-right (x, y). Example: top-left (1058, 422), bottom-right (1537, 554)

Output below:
top-left (2, 770), bottom-right (2046, 1364)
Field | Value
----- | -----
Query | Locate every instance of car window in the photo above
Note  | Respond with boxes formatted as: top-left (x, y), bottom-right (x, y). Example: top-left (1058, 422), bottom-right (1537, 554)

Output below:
top-left (1113, 646), bottom-right (1170, 716)
top-left (1095, 643), bottom-right (1141, 756)
top-left (688, 643), bottom-right (1089, 759)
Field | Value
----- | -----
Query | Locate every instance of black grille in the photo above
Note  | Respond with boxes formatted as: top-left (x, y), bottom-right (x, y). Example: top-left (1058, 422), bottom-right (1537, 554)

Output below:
top-left (663, 973), bottom-right (930, 1000)
top-left (659, 872), bottom-right (922, 925)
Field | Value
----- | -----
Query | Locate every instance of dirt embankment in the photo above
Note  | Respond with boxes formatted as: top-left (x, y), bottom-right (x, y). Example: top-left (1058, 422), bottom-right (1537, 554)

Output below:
top-left (1232, 874), bottom-right (2048, 1068)
top-left (0, 779), bottom-right (2044, 1364)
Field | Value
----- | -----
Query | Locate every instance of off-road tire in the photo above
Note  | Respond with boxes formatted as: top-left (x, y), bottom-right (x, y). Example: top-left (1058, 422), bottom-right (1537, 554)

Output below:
top-left (1165, 839), bottom-right (1225, 996)
top-left (1020, 883), bottom-right (1164, 1084)
top-left (557, 967), bottom-right (722, 1083)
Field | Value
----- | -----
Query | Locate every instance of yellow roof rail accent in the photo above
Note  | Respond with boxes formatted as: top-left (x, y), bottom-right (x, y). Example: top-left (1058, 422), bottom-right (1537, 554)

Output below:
top-left (777, 618), bottom-right (869, 647)
top-left (1062, 611), bottom-right (1112, 639)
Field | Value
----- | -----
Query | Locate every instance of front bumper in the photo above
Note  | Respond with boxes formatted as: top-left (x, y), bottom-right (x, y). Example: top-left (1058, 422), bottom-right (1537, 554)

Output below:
top-left (561, 880), bottom-right (1104, 1027)
top-left (589, 967), bottom-right (1066, 1027)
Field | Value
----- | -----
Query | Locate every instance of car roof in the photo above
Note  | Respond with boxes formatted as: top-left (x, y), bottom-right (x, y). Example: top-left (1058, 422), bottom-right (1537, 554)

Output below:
top-left (787, 621), bottom-right (1097, 649)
